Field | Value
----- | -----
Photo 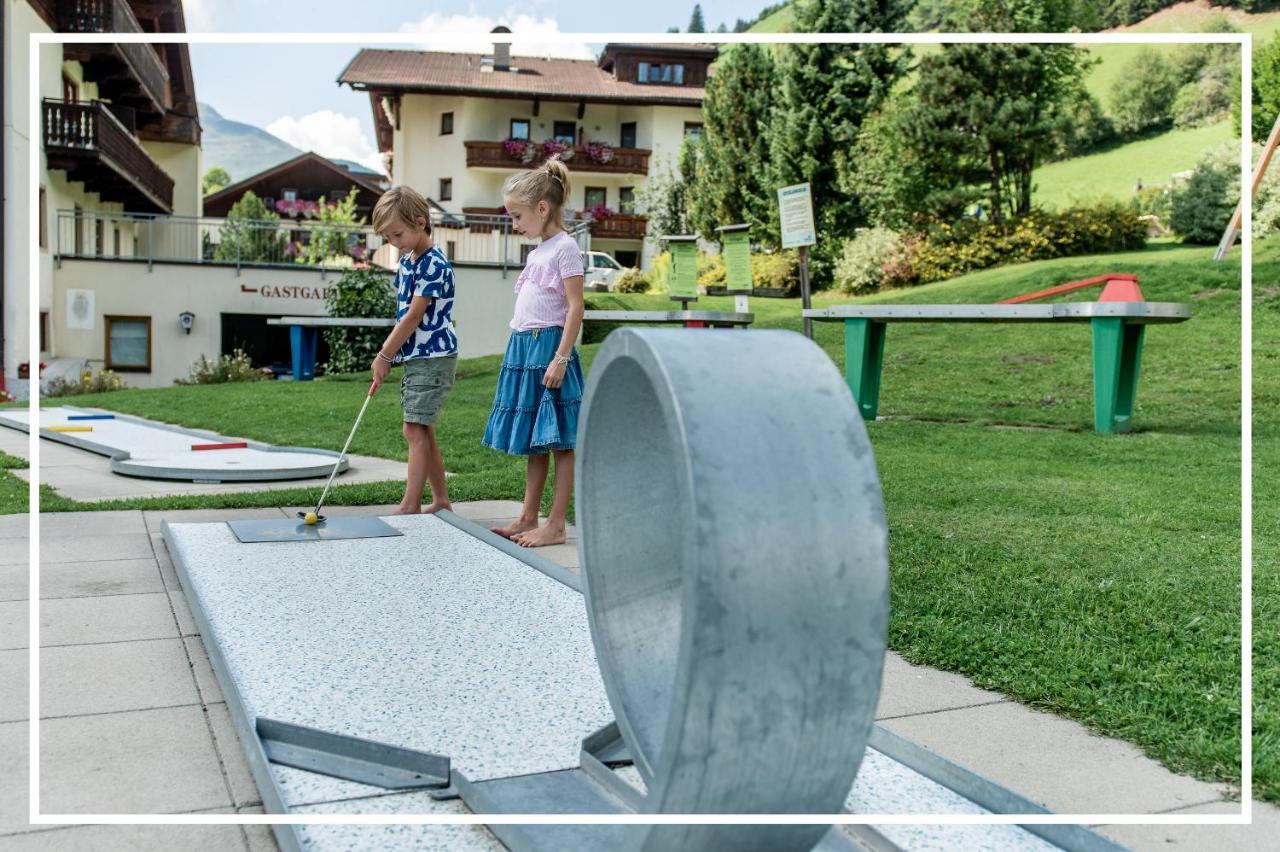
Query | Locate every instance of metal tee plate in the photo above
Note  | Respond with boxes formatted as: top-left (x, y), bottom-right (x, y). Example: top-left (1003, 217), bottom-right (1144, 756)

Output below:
top-left (227, 516), bottom-right (404, 543)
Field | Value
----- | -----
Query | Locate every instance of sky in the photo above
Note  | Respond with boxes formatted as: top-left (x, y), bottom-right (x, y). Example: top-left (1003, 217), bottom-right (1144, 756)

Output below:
top-left (186, 1), bottom-right (763, 175)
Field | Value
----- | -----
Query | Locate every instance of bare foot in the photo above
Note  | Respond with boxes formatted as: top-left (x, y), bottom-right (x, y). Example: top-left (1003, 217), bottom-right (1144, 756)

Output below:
top-left (513, 523), bottom-right (566, 548)
top-left (392, 504), bottom-right (421, 515)
top-left (422, 501), bottom-right (452, 514)
top-left (491, 518), bottom-right (538, 539)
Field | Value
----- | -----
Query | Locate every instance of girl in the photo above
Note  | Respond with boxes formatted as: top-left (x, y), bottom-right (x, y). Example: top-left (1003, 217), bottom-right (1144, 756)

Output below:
top-left (482, 158), bottom-right (585, 548)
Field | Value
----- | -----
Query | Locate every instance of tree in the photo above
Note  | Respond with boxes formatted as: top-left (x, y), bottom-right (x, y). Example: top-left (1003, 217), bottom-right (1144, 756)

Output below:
top-left (214, 191), bottom-right (282, 264)
top-left (690, 44), bottom-right (777, 242)
top-left (768, 0), bottom-right (911, 284)
top-left (1110, 48), bottom-right (1178, 136)
top-left (1170, 163), bottom-right (1235, 244)
top-left (635, 154), bottom-right (690, 241)
top-left (840, 97), bottom-right (951, 229)
top-left (688, 4), bottom-right (706, 33)
top-left (296, 189), bottom-right (366, 266)
top-left (1249, 31), bottom-right (1280, 141)
top-left (202, 166), bottom-right (231, 196)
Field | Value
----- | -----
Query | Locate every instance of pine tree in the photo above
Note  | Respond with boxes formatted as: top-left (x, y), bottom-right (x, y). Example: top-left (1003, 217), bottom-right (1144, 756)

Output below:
top-left (688, 4), bottom-right (706, 33)
top-left (768, 0), bottom-right (911, 283)
top-left (690, 44), bottom-right (777, 242)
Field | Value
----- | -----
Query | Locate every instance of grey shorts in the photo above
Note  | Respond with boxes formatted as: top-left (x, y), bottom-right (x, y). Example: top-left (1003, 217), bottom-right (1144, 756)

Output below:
top-left (400, 355), bottom-right (457, 426)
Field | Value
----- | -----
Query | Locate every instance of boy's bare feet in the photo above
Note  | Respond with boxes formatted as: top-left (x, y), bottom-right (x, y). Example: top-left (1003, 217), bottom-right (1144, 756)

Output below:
top-left (513, 523), bottom-right (566, 548)
top-left (392, 504), bottom-right (421, 515)
top-left (423, 501), bottom-right (452, 514)
top-left (491, 518), bottom-right (538, 539)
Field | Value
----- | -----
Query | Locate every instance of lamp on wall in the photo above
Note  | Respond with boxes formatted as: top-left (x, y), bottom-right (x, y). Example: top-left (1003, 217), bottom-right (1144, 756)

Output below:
top-left (179, 311), bottom-right (195, 335)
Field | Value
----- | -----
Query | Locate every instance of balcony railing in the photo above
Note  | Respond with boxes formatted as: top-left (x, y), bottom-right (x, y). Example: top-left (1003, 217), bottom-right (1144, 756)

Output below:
top-left (44, 99), bottom-right (174, 213)
top-left (464, 141), bottom-right (651, 175)
top-left (589, 214), bottom-right (648, 241)
top-left (58, 0), bottom-right (171, 117)
top-left (54, 209), bottom-right (594, 276)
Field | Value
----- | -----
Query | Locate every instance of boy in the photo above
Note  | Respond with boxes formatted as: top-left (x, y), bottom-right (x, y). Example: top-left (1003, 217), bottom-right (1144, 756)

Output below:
top-left (370, 186), bottom-right (457, 514)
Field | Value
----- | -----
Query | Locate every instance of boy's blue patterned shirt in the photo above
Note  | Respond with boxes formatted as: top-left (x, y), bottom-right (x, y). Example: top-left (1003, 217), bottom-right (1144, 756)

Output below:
top-left (395, 246), bottom-right (457, 360)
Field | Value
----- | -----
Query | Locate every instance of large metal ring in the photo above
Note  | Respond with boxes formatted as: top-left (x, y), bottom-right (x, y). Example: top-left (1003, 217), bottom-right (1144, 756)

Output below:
top-left (576, 328), bottom-right (890, 851)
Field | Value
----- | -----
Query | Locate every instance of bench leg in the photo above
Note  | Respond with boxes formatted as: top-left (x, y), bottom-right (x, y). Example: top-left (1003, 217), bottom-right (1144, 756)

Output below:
top-left (844, 319), bottom-right (887, 420)
top-left (1091, 318), bottom-right (1145, 434)
top-left (290, 326), bottom-right (318, 381)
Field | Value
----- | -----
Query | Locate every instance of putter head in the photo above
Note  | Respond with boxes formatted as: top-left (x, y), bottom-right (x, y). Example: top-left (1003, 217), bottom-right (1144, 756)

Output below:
top-left (296, 511), bottom-right (327, 525)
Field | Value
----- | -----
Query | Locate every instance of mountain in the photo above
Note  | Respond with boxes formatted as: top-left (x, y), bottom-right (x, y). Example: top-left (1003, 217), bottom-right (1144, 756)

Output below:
top-left (197, 102), bottom-right (303, 182)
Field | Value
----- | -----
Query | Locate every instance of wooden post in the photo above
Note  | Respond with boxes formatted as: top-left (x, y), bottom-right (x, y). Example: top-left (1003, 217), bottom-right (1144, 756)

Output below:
top-left (1214, 111), bottom-right (1280, 260)
top-left (799, 245), bottom-right (813, 340)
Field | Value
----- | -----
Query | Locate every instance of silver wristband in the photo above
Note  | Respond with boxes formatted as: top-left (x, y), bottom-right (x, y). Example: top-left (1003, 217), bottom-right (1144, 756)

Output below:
top-left (377, 351), bottom-right (396, 364)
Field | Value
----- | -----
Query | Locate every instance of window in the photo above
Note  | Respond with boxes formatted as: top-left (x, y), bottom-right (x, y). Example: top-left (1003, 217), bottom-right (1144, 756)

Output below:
top-left (439, 178), bottom-right (453, 201)
top-left (510, 118), bottom-right (530, 140)
top-left (39, 313), bottom-right (49, 353)
top-left (105, 316), bottom-right (152, 372)
top-left (615, 250), bottom-right (639, 268)
top-left (441, 111), bottom-right (454, 135)
top-left (446, 240), bottom-right (456, 259)
top-left (638, 62), bottom-right (684, 85)
top-left (282, 189), bottom-right (298, 202)
top-left (95, 218), bottom-right (104, 257)
top-left (553, 121), bottom-right (576, 144)
top-left (620, 122), bottom-right (636, 149)
top-left (619, 187), bottom-right (635, 214)
top-left (593, 254), bottom-right (620, 269)
top-left (584, 187), bottom-right (606, 209)
top-left (684, 122), bottom-right (704, 140)
top-left (38, 188), bottom-right (46, 248)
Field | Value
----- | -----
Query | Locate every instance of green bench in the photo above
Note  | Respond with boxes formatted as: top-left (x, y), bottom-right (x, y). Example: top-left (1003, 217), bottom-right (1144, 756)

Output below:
top-left (802, 301), bottom-right (1192, 434)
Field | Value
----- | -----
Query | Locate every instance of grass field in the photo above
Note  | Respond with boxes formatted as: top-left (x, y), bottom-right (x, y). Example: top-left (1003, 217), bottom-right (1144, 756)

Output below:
top-left (5, 240), bottom-right (1262, 804)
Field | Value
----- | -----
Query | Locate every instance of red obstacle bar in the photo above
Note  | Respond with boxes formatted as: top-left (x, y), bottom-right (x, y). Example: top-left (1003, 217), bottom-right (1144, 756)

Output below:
top-left (191, 441), bottom-right (248, 451)
top-left (998, 273), bottom-right (1140, 305)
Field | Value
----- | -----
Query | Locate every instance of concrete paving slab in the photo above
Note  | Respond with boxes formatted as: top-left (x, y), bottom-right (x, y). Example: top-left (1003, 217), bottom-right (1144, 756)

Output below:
top-left (0, 601), bottom-right (28, 650)
top-left (39, 638), bottom-right (199, 718)
top-left (39, 705), bottom-right (232, 813)
top-left (534, 542), bottom-right (580, 569)
top-left (1096, 799), bottom-right (1279, 851)
top-left (239, 806), bottom-right (279, 852)
top-left (0, 823), bottom-right (249, 852)
top-left (39, 593), bottom-right (177, 647)
top-left (184, 636), bottom-right (223, 705)
top-left (875, 652), bottom-right (1011, 720)
top-left (0, 564), bottom-right (28, 603)
top-left (169, 588), bottom-right (200, 637)
top-left (39, 533), bottom-right (154, 565)
top-left (206, 702), bottom-right (262, 809)
top-left (144, 508), bottom-right (287, 535)
top-left (447, 500), bottom-right (525, 521)
top-left (0, 544), bottom-right (30, 567)
top-left (0, 650), bottom-right (26, 723)
top-left (37, 510), bottom-right (146, 537)
top-left (0, 721), bottom-right (30, 835)
top-left (882, 701), bottom-right (1231, 814)
top-left (0, 514), bottom-right (28, 538)
top-left (152, 534), bottom-right (181, 591)
top-left (39, 558), bottom-right (163, 600)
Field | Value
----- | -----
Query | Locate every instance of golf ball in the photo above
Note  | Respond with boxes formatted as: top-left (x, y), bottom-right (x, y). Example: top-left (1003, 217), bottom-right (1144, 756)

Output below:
top-left (304, 512), bottom-right (318, 525)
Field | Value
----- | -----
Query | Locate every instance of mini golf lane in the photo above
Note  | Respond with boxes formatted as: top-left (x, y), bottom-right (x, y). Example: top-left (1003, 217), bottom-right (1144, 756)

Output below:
top-left (163, 512), bottom-right (1087, 852)
top-left (0, 406), bottom-right (345, 482)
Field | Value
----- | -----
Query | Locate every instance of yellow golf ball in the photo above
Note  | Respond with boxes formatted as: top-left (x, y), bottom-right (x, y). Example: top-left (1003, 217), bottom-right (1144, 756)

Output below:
top-left (304, 512), bottom-right (318, 525)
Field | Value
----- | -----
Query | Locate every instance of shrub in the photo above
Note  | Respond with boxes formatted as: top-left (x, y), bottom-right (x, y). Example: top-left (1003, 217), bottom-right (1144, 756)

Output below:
top-left (1170, 163), bottom-right (1235, 245)
top-left (176, 349), bottom-right (269, 385)
top-left (45, 368), bottom-right (126, 397)
top-left (214, 191), bottom-right (284, 264)
top-left (751, 250), bottom-right (800, 294)
top-left (648, 251), bottom-right (672, 295)
top-left (322, 267), bottom-right (397, 374)
top-left (615, 268), bottom-right (651, 294)
top-left (697, 252), bottom-right (726, 288)
top-left (835, 227), bottom-right (903, 294)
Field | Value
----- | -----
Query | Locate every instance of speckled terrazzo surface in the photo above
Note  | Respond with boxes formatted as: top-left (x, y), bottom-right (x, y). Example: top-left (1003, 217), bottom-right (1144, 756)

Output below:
top-left (167, 513), bottom-right (613, 806)
top-left (294, 792), bottom-right (505, 851)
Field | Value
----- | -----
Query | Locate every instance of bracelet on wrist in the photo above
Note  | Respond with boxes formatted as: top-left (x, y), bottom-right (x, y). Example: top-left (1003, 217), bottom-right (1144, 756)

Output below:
top-left (377, 351), bottom-right (395, 364)
top-left (554, 355), bottom-right (571, 366)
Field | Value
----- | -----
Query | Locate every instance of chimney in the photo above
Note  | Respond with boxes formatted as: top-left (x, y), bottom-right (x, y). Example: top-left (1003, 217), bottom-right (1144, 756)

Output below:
top-left (492, 26), bottom-right (511, 71)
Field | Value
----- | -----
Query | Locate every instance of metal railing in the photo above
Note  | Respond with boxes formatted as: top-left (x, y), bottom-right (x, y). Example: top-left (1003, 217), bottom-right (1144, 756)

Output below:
top-left (44, 100), bottom-right (175, 211)
top-left (55, 209), bottom-right (596, 275)
top-left (57, 0), bottom-right (171, 113)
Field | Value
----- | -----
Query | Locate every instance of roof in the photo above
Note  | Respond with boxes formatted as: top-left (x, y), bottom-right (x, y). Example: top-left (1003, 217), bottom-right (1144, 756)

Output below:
top-left (338, 48), bottom-right (708, 106)
top-left (203, 151), bottom-right (387, 211)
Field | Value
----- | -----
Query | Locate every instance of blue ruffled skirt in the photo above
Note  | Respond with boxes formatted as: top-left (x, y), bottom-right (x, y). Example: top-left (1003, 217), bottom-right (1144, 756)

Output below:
top-left (482, 327), bottom-right (584, 455)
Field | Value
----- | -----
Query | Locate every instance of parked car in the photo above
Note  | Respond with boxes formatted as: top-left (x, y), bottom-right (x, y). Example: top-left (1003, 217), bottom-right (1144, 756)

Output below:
top-left (581, 251), bottom-right (628, 291)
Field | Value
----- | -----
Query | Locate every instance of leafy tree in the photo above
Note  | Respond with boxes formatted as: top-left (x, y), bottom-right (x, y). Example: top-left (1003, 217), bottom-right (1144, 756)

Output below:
top-left (769, 0), bottom-right (911, 284)
top-left (635, 153), bottom-right (690, 241)
top-left (296, 189), bottom-right (366, 266)
top-left (840, 97), bottom-right (949, 229)
top-left (214, 191), bottom-right (283, 264)
top-left (202, 166), bottom-right (231, 196)
top-left (1170, 163), bottom-right (1235, 244)
top-left (1110, 48), bottom-right (1179, 135)
top-left (688, 4), bottom-right (706, 33)
top-left (1249, 31), bottom-right (1280, 141)
top-left (690, 44), bottom-right (777, 242)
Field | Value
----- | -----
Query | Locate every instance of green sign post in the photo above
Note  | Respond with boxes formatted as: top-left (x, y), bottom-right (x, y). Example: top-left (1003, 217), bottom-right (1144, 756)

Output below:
top-left (716, 224), bottom-right (752, 293)
top-left (664, 235), bottom-right (699, 308)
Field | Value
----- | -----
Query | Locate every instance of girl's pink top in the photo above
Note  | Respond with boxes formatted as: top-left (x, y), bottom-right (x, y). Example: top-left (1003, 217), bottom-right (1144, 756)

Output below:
top-left (511, 230), bottom-right (584, 331)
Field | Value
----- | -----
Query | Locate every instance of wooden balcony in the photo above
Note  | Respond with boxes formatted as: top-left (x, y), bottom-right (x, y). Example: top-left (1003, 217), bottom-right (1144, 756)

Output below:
top-left (589, 214), bottom-right (648, 241)
top-left (44, 99), bottom-right (174, 214)
top-left (58, 0), bottom-right (171, 124)
top-left (464, 141), bottom-right (651, 176)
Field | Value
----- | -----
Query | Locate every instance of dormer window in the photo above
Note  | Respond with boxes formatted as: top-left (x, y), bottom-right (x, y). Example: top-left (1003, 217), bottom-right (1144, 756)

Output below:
top-left (638, 62), bottom-right (684, 85)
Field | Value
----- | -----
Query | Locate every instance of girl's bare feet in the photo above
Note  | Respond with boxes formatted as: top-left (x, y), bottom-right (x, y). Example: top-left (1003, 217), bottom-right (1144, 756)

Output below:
top-left (423, 501), bottom-right (452, 514)
top-left (513, 523), bottom-right (566, 548)
top-left (491, 518), bottom-right (538, 539)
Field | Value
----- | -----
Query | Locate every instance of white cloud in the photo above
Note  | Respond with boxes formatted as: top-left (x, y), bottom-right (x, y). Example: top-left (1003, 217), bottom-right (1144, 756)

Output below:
top-left (266, 112), bottom-right (385, 175)
top-left (397, 12), bottom-right (595, 60)
top-left (181, 0), bottom-right (221, 32)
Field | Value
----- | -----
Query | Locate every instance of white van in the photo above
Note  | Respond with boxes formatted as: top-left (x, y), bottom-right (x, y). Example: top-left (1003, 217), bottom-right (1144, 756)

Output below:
top-left (581, 251), bottom-right (627, 291)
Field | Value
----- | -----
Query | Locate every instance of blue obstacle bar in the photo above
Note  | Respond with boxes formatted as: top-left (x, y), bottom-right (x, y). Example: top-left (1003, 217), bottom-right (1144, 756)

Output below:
top-left (68, 414), bottom-right (115, 420)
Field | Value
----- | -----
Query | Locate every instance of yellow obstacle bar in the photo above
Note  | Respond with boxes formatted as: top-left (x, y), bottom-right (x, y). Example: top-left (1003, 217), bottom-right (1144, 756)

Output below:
top-left (47, 425), bottom-right (93, 432)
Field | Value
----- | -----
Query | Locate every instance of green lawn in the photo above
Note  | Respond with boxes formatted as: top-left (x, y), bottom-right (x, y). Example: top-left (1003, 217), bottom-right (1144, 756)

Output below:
top-left (8, 240), bottom-right (1259, 803)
